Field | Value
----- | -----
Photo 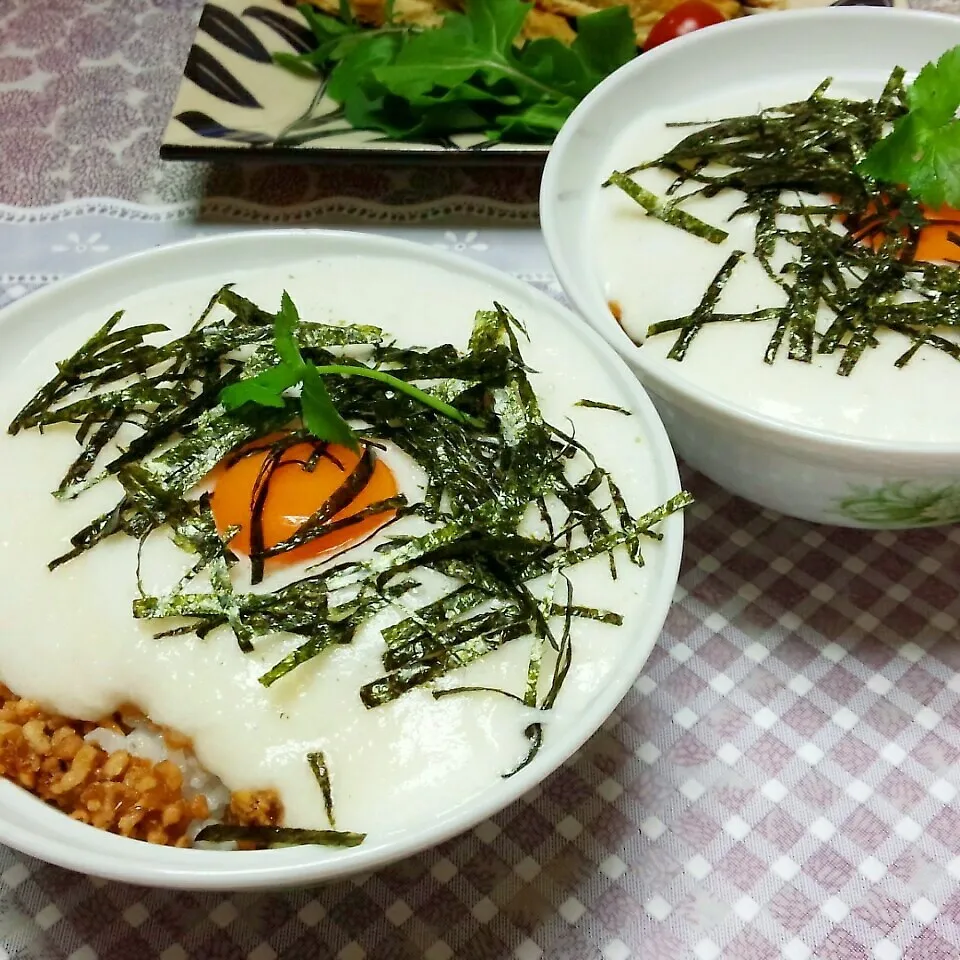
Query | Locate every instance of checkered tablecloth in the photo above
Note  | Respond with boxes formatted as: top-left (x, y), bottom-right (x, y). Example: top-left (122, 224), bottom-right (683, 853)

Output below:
top-left (0, 461), bottom-right (958, 960)
top-left (4, 0), bottom-right (960, 957)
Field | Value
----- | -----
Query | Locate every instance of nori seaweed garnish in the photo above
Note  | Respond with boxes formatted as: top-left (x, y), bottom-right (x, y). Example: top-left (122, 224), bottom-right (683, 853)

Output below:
top-left (607, 69), bottom-right (960, 373)
top-left (575, 399), bottom-right (632, 416)
top-left (307, 750), bottom-right (336, 828)
top-left (194, 824), bottom-right (365, 848)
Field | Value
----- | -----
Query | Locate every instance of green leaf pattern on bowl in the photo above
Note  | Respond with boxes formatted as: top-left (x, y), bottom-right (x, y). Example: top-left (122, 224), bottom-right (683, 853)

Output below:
top-left (834, 480), bottom-right (960, 526)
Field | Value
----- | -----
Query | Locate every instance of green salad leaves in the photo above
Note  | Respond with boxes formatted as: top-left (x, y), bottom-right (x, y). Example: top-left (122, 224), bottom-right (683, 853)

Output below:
top-left (276, 0), bottom-right (636, 142)
top-left (859, 44), bottom-right (960, 209)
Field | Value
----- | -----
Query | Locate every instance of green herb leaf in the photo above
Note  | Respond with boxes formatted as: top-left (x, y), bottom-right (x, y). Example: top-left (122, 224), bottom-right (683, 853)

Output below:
top-left (220, 365), bottom-right (302, 410)
top-left (490, 100), bottom-right (571, 139)
top-left (326, 33), bottom-right (405, 103)
top-left (570, 6), bottom-right (636, 81)
top-left (858, 45), bottom-right (960, 208)
top-left (272, 51), bottom-right (320, 79)
top-left (371, 1), bottom-right (531, 99)
top-left (276, 0), bottom-right (637, 145)
top-left (301, 363), bottom-right (360, 452)
top-left (274, 291), bottom-right (307, 370)
top-left (897, 123), bottom-right (960, 211)
top-left (299, 4), bottom-right (359, 55)
top-left (907, 44), bottom-right (960, 126)
top-left (465, 0), bottom-right (530, 58)
top-left (219, 291), bottom-right (307, 413)
top-left (220, 293), bottom-right (482, 448)
top-left (217, 291), bottom-right (362, 449)
top-left (514, 38), bottom-right (589, 100)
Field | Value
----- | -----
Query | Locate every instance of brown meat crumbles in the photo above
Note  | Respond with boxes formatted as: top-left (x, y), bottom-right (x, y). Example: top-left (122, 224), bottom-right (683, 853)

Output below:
top-left (226, 788), bottom-right (284, 827)
top-left (0, 685), bottom-right (282, 847)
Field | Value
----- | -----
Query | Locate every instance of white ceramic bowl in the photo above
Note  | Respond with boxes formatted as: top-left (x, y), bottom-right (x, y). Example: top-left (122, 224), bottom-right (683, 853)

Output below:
top-left (542, 8), bottom-right (960, 528)
top-left (0, 230), bottom-right (683, 889)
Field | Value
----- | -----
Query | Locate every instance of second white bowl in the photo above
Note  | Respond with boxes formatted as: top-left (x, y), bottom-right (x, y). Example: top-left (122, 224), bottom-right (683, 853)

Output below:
top-left (542, 8), bottom-right (960, 528)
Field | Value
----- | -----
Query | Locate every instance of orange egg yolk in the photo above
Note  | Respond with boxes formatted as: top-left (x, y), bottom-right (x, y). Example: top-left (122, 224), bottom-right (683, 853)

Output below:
top-left (913, 205), bottom-right (960, 263)
top-left (209, 433), bottom-right (398, 571)
top-left (846, 197), bottom-right (960, 264)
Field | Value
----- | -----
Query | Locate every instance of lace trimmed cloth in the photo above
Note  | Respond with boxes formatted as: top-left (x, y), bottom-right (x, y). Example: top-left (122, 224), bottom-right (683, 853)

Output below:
top-left (0, 0), bottom-right (545, 223)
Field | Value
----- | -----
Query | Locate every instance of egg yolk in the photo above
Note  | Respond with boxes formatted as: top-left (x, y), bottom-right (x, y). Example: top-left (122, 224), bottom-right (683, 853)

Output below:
top-left (209, 433), bottom-right (398, 570)
top-left (846, 197), bottom-right (960, 264)
top-left (913, 205), bottom-right (960, 263)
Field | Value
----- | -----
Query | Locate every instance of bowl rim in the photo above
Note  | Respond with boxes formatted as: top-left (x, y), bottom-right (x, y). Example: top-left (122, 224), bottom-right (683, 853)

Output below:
top-left (0, 228), bottom-right (684, 890)
top-left (541, 6), bottom-right (960, 459)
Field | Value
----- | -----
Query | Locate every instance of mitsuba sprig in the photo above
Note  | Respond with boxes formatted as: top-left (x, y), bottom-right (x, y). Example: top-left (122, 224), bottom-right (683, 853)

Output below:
top-left (858, 44), bottom-right (960, 209)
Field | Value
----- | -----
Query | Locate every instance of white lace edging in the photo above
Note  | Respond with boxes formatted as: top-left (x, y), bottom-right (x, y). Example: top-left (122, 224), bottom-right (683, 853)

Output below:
top-left (1, 195), bottom-right (539, 226)
top-left (0, 201), bottom-right (197, 225)
top-left (1, 273), bottom-right (64, 284)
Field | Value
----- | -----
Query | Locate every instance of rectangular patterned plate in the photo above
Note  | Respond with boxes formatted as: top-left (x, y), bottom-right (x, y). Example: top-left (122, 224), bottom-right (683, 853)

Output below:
top-left (159, 0), bottom-right (904, 163)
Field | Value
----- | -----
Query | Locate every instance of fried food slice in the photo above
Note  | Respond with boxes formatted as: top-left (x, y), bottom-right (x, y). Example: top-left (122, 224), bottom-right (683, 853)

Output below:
top-left (299, 0), bottom-right (452, 27)
top-left (299, 0), bottom-right (742, 47)
top-left (522, 6), bottom-right (578, 42)
top-left (533, 0), bottom-right (739, 44)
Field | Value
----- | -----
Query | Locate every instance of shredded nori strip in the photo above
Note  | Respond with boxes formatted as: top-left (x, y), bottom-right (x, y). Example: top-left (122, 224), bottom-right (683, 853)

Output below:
top-left (575, 399), bottom-right (632, 416)
top-left (606, 171), bottom-right (728, 244)
top-left (194, 824), bottom-right (365, 848)
top-left (307, 750), bottom-right (336, 828)
top-left (226, 434), bottom-right (385, 584)
top-left (608, 69), bottom-right (960, 373)
top-left (11, 287), bottom-right (690, 786)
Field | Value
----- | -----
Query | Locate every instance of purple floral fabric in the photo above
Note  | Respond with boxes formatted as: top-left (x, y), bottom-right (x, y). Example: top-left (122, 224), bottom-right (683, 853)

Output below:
top-left (0, 0), bottom-right (543, 219)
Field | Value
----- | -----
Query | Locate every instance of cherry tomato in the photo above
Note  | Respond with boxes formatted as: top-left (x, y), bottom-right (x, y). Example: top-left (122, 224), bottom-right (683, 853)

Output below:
top-left (644, 1), bottom-right (726, 50)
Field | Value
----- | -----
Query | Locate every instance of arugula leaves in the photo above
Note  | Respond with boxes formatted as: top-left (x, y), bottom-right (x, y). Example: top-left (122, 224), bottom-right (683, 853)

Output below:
top-left (858, 45), bottom-right (960, 209)
top-left (278, 0), bottom-right (636, 142)
top-left (219, 292), bottom-right (481, 449)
